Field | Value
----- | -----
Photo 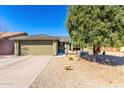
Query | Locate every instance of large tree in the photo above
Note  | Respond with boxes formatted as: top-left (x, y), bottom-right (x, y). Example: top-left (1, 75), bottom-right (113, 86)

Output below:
top-left (66, 6), bottom-right (124, 60)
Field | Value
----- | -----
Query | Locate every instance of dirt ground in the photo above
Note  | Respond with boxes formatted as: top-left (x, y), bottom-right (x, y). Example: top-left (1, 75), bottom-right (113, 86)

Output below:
top-left (30, 55), bottom-right (124, 88)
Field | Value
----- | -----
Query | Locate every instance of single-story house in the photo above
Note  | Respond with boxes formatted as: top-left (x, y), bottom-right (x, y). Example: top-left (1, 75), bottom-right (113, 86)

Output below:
top-left (2, 32), bottom-right (122, 56)
top-left (10, 34), bottom-right (70, 56)
top-left (0, 32), bottom-right (27, 55)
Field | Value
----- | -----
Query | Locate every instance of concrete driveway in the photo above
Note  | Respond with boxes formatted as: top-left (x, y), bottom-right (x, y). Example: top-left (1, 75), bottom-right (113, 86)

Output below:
top-left (0, 55), bottom-right (52, 88)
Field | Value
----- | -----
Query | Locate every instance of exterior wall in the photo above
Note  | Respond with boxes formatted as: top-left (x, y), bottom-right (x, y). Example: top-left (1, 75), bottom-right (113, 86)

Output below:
top-left (71, 43), bottom-right (73, 51)
top-left (120, 47), bottom-right (124, 52)
top-left (65, 42), bottom-right (70, 54)
top-left (65, 43), bottom-right (70, 50)
top-left (0, 39), bottom-right (14, 55)
top-left (14, 40), bottom-right (20, 56)
top-left (53, 40), bottom-right (58, 55)
top-left (101, 47), bottom-right (120, 52)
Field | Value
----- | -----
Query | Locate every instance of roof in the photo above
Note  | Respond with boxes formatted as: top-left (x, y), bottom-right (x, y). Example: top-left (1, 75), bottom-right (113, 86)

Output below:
top-left (9, 35), bottom-right (59, 41)
top-left (9, 34), bottom-right (70, 42)
top-left (56, 36), bottom-right (70, 42)
top-left (0, 32), bottom-right (27, 39)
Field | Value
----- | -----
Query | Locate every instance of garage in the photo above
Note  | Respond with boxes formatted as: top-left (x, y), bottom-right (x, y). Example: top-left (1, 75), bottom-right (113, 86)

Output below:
top-left (10, 35), bottom-right (59, 56)
top-left (20, 40), bottom-right (53, 55)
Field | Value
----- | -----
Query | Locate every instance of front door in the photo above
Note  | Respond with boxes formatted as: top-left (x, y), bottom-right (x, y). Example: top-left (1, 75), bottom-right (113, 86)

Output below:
top-left (58, 42), bottom-right (65, 54)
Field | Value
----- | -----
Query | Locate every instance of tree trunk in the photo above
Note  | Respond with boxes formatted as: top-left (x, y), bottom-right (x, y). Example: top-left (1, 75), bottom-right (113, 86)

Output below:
top-left (92, 46), bottom-right (100, 62)
top-left (93, 53), bottom-right (97, 62)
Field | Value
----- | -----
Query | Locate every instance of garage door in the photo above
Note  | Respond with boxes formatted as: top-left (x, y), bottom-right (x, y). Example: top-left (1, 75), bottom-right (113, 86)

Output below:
top-left (20, 40), bottom-right (53, 55)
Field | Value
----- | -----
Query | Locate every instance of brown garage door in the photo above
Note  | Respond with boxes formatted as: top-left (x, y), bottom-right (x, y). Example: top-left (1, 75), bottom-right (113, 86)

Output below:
top-left (20, 40), bottom-right (53, 55)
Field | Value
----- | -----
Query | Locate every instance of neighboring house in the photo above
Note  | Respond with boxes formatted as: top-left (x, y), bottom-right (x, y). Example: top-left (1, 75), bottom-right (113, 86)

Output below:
top-left (0, 32), bottom-right (27, 55)
top-left (10, 34), bottom-right (70, 56)
top-left (101, 47), bottom-right (120, 52)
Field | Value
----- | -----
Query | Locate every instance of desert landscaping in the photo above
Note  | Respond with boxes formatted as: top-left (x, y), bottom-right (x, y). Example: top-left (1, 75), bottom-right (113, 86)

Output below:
top-left (30, 54), bottom-right (124, 88)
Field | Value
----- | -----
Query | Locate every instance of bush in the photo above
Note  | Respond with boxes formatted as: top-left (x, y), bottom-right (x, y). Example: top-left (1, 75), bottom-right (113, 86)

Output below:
top-left (68, 57), bottom-right (73, 60)
top-left (64, 65), bottom-right (73, 70)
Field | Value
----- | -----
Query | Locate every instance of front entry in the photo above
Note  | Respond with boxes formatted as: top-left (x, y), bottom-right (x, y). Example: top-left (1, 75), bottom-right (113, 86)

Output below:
top-left (58, 42), bottom-right (65, 54)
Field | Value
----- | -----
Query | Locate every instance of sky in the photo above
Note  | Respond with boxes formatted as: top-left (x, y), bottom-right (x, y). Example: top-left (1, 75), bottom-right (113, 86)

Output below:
top-left (0, 5), bottom-right (68, 36)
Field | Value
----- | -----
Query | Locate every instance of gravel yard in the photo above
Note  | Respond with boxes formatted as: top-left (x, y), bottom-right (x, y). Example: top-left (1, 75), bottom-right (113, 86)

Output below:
top-left (30, 55), bottom-right (124, 88)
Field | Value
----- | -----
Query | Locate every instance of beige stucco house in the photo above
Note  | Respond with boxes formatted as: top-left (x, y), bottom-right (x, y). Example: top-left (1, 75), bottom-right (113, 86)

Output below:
top-left (10, 34), bottom-right (70, 56)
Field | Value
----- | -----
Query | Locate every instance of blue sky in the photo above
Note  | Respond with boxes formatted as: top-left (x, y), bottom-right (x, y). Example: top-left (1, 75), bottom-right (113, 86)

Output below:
top-left (0, 5), bottom-right (68, 36)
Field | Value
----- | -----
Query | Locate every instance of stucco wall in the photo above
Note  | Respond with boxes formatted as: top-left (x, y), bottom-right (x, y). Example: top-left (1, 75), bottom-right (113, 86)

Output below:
top-left (0, 39), bottom-right (14, 55)
top-left (101, 47), bottom-right (120, 52)
top-left (53, 40), bottom-right (58, 56)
